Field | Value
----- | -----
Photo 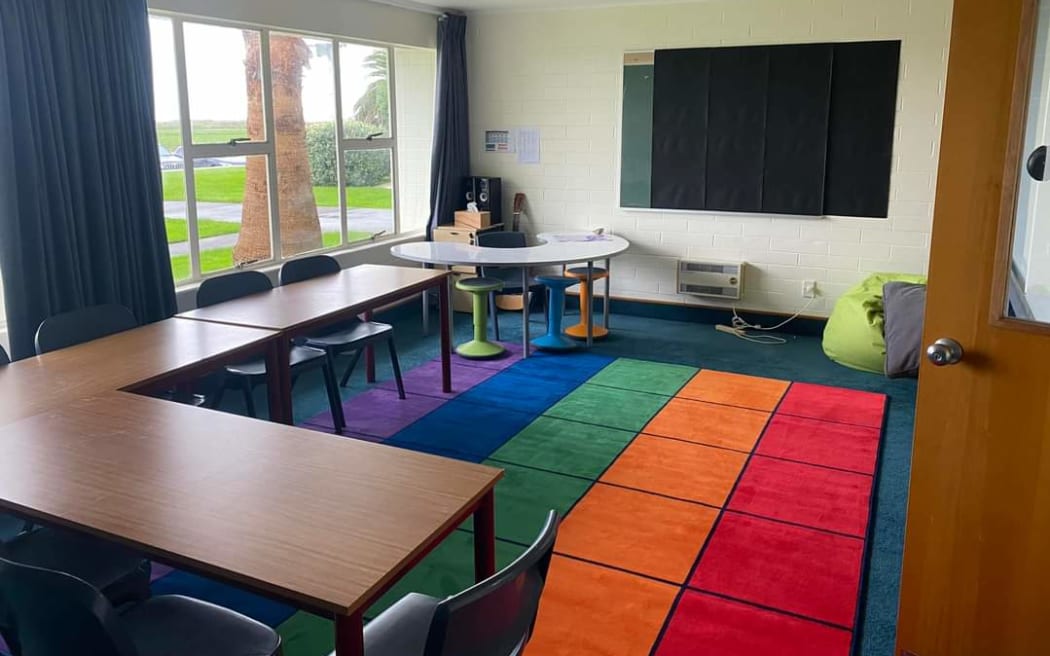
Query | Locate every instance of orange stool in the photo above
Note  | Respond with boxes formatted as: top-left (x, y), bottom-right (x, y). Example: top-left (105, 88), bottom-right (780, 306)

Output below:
top-left (565, 266), bottom-right (609, 340)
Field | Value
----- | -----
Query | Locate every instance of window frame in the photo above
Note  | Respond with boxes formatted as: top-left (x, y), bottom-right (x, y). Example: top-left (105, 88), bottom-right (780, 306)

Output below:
top-left (153, 11), bottom-right (402, 285)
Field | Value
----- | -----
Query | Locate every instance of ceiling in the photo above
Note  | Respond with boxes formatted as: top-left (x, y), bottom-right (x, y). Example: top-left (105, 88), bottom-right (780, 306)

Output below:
top-left (376, 0), bottom-right (693, 13)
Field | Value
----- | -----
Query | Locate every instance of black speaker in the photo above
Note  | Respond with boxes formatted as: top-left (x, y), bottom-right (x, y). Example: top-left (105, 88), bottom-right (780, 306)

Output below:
top-left (461, 176), bottom-right (503, 225)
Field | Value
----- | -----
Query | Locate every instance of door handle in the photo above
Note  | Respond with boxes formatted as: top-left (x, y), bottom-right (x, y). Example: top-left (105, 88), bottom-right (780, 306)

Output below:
top-left (926, 338), bottom-right (965, 366)
top-left (1027, 145), bottom-right (1047, 181)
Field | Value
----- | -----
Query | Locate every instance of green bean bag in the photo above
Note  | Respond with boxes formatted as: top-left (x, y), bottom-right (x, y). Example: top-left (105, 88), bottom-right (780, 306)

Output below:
top-left (823, 272), bottom-right (927, 373)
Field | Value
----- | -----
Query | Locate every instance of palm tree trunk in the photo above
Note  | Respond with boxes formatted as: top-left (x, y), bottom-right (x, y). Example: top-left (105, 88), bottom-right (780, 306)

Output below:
top-left (234, 33), bottom-right (322, 264)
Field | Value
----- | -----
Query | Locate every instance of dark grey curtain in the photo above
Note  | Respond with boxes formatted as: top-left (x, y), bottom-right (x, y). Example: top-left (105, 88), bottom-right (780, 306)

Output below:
top-left (428, 13), bottom-right (470, 239)
top-left (0, 0), bottom-right (176, 360)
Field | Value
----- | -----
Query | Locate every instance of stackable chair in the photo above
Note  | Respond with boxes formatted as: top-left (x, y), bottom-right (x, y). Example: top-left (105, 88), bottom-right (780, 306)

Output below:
top-left (279, 255), bottom-right (405, 397)
top-left (197, 271), bottom-right (345, 431)
top-left (357, 511), bottom-right (558, 656)
top-left (0, 557), bottom-right (281, 656)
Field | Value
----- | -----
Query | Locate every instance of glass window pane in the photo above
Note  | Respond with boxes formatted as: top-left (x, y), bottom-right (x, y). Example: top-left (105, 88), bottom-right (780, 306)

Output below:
top-left (150, 16), bottom-right (191, 283)
top-left (270, 33), bottom-right (337, 257)
top-left (340, 43), bottom-right (390, 140)
top-left (345, 149), bottom-right (394, 242)
top-left (183, 23), bottom-right (263, 145)
top-left (191, 155), bottom-right (272, 275)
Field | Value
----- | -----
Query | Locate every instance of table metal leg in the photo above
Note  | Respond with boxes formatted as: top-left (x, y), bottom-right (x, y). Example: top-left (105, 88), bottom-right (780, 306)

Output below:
top-left (364, 309), bottom-right (376, 383)
top-left (474, 489), bottom-right (497, 581)
top-left (447, 265), bottom-right (455, 354)
top-left (521, 267), bottom-right (530, 358)
top-left (422, 289), bottom-right (430, 336)
top-left (334, 610), bottom-right (365, 656)
top-left (586, 261), bottom-right (594, 347)
top-left (439, 279), bottom-right (452, 394)
top-left (604, 257), bottom-right (611, 331)
top-left (265, 338), bottom-right (293, 425)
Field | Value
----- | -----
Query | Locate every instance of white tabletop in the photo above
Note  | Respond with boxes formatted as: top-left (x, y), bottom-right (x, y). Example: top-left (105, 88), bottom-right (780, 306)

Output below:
top-left (390, 232), bottom-right (630, 267)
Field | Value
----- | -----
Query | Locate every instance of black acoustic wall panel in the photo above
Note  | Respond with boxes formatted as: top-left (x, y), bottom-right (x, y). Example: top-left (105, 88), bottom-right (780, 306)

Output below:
top-left (824, 41), bottom-right (902, 217)
top-left (644, 40), bottom-right (900, 218)
top-left (762, 44), bottom-right (833, 215)
top-left (651, 49), bottom-right (710, 211)
top-left (705, 47), bottom-right (770, 212)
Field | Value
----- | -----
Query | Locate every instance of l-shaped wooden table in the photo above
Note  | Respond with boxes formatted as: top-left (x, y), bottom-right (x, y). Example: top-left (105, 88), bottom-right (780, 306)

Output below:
top-left (0, 264), bottom-right (501, 656)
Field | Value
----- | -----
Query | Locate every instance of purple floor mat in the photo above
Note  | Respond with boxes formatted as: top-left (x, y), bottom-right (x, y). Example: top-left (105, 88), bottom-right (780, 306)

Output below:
top-left (377, 360), bottom-right (500, 399)
top-left (302, 387), bottom-right (445, 438)
top-left (151, 563), bottom-right (175, 582)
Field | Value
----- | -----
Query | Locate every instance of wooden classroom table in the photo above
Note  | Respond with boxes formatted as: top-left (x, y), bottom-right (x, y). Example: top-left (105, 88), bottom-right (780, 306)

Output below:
top-left (0, 393), bottom-right (501, 656)
top-left (177, 264), bottom-right (453, 423)
top-left (0, 318), bottom-right (279, 426)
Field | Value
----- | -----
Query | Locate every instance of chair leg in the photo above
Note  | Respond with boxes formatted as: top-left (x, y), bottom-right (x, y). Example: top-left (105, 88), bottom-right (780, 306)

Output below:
top-left (321, 360), bottom-right (346, 433)
top-left (387, 337), bottom-right (406, 400)
top-left (490, 292), bottom-right (501, 341)
top-left (209, 382), bottom-right (226, 410)
top-left (340, 350), bottom-right (364, 388)
top-left (240, 378), bottom-right (257, 418)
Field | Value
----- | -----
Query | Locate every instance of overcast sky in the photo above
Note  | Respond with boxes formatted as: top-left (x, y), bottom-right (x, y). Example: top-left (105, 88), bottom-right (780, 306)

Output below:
top-left (150, 16), bottom-right (376, 132)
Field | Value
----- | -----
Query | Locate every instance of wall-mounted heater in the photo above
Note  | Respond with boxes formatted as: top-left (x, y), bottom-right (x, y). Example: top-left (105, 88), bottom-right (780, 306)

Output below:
top-left (677, 260), bottom-right (744, 300)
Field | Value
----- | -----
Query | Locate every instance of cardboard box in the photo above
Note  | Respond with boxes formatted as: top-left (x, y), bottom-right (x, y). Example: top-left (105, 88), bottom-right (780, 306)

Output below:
top-left (454, 210), bottom-right (492, 229)
top-left (433, 226), bottom-right (474, 244)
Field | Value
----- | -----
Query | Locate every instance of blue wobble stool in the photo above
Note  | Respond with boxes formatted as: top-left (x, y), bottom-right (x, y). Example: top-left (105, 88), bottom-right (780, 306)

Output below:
top-left (532, 276), bottom-right (579, 352)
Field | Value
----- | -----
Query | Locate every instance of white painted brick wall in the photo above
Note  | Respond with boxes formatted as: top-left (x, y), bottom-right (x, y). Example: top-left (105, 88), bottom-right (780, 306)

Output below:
top-left (466, 0), bottom-right (952, 317)
top-left (394, 47), bottom-right (436, 233)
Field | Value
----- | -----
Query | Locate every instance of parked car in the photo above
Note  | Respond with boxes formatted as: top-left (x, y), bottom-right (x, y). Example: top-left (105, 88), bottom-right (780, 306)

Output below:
top-left (173, 146), bottom-right (243, 168)
top-left (158, 145), bottom-right (183, 170)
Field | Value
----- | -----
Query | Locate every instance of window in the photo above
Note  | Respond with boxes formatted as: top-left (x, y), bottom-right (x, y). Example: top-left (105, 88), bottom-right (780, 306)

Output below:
top-left (149, 14), bottom-right (433, 284)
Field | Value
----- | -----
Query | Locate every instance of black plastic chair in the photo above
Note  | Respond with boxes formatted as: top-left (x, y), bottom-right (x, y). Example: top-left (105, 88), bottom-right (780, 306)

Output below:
top-left (34, 304), bottom-right (138, 355)
top-left (358, 511), bottom-right (558, 656)
top-left (475, 231), bottom-right (547, 341)
top-left (0, 556), bottom-right (281, 656)
top-left (279, 256), bottom-right (405, 397)
top-left (197, 271), bottom-right (345, 432)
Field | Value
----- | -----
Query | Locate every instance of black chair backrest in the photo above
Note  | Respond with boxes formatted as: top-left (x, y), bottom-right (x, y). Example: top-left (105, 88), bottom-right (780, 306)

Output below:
top-left (476, 231), bottom-right (527, 278)
top-left (279, 255), bottom-right (341, 286)
top-left (475, 231), bottom-right (526, 250)
top-left (196, 270), bottom-right (273, 308)
top-left (0, 556), bottom-right (137, 656)
top-left (34, 304), bottom-right (138, 355)
top-left (425, 511), bottom-right (558, 656)
top-left (0, 345), bottom-right (9, 366)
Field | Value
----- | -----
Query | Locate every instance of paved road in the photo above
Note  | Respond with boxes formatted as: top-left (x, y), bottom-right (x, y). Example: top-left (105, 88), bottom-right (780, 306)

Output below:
top-left (165, 201), bottom-right (394, 256)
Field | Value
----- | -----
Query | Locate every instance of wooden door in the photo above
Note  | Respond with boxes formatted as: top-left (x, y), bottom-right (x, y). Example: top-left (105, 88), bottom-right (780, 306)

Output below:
top-left (896, 0), bottom-right (1050, 655)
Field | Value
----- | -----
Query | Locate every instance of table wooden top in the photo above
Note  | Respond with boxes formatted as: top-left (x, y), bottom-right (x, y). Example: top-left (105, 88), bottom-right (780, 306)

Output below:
top-left (0, 393), bottom-right (502, 615)
top-left (0, 319), bottom-right (277, 427)
top-left (177, 264), bottom-right (449, 332)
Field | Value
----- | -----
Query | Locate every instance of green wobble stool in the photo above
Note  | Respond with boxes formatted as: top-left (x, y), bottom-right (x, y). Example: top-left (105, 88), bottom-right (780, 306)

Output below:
top-left (455, 277), bottom-right (506, 359)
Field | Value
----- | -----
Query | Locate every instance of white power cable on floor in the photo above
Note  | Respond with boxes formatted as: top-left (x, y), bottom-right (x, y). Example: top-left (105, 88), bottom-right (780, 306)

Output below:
top-left (715, 297), bottom-right (818, 345)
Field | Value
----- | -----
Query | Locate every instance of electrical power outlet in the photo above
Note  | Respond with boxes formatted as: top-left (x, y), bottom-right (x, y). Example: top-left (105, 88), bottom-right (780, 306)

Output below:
top-left (802, 280), bottom-right (819, 298)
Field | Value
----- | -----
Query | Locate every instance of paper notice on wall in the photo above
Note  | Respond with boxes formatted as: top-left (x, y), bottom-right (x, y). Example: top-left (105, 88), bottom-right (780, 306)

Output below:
top-left (517, 127), bottom-right (541, 164)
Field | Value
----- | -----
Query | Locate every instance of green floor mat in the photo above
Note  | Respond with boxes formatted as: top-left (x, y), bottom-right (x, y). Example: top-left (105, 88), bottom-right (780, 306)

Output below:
top-left (543, 383), bottom-right (670, 432)
top-left (277, 612), bottom-right (334, 656)
top-left (489, 416), bottom-right (636, 479)
top-left (586, 358), bottom-right (698, 396)
top-left (461, 461), bottom-right (592, 544)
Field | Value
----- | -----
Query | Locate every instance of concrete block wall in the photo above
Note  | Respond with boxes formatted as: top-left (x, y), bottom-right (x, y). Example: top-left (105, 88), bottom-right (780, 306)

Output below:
top-left (466, 0), bottom-right (953, 316)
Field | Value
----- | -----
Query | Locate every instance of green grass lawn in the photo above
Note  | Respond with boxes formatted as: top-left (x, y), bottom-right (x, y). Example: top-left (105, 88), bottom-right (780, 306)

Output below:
top-left (170, 230), bottom-right (371, 282)
top-left (162, 167), bottom-right (392, 209)
top-left (165, 218), bottom-right (243, 244)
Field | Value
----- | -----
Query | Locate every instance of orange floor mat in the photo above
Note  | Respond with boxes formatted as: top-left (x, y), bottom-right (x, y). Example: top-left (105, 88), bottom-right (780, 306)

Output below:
top-left (642, 397), bottom-right (769, 452)
top-left (600, 435), bottom-right (748, 506)
top-left (676, 370), bottom-right (790, 412)
top-left (525, 555), bottom-right (679, 656)
top-left (555, 483), bottom-right (719, 583)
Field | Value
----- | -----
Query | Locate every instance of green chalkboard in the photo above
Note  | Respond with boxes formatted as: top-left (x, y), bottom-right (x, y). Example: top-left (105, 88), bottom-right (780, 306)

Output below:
top-left (620, 63), bottom-right (654, 208)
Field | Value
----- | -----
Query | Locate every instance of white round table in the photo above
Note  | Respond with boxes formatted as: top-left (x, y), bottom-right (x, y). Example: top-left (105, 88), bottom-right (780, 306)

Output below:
top-left (391, 232), bottom-right (630, 356)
